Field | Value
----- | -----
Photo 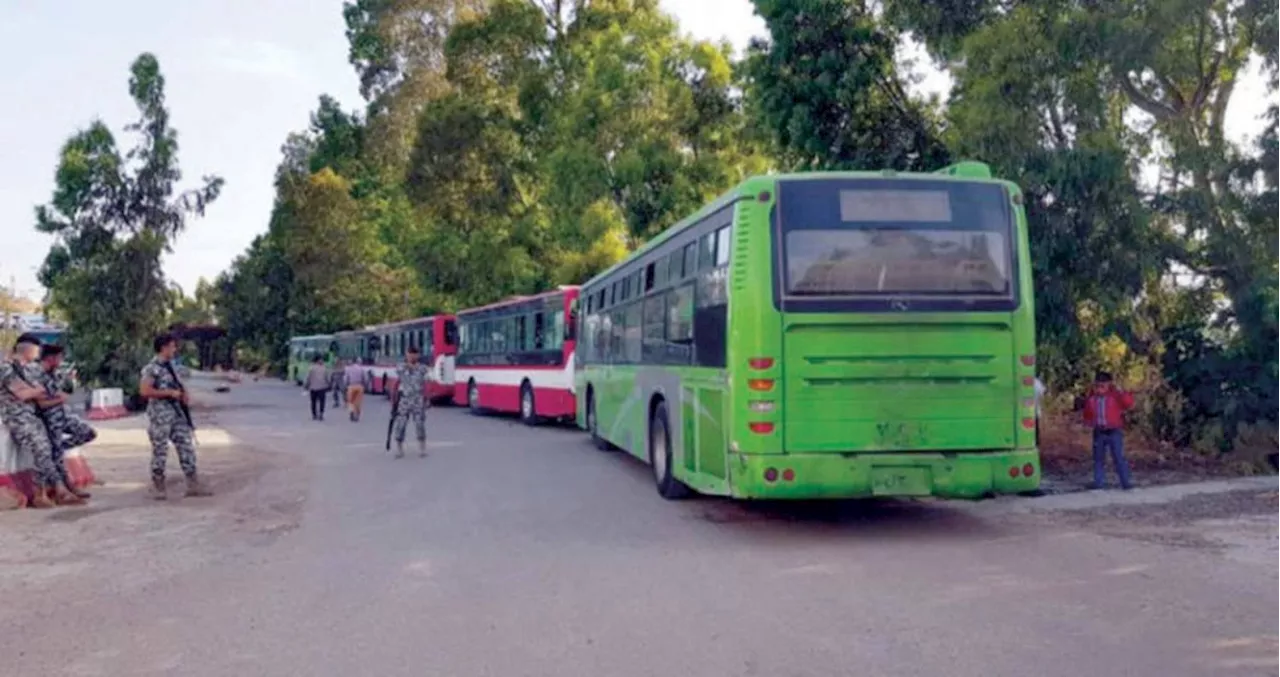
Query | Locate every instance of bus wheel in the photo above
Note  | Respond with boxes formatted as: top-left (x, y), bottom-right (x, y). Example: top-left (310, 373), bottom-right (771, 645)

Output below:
top-left (587, 389), bottom-right (610, 451)
top-left (649, 400), bottom-right (690, 500)
top-left (519, 381), bottom-right (540, 426)
top-left (468, 380), bottom-right (482, 415)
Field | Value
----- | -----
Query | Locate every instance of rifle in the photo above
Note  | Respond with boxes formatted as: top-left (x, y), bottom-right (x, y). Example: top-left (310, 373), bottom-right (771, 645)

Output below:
top-left (160, 361), bottom-right (197, 442)
top-left (385, 394), bottom-right (398, 452)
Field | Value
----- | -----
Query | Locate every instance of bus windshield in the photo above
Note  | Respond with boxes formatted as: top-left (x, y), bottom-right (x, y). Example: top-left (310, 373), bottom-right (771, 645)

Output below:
top-left (780, 179), bottom-right (1014, 298)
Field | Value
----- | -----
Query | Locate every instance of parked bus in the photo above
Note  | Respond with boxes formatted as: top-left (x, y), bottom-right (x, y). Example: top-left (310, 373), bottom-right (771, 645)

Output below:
top-left (574, 162), bottom-right (1039, 500)
top-left (455, 287), bottom-right (579, 423)
top-left (333, 328), bottom-right (374, 366)
top-left (367, 315), bottom-right (458, 401)
top-left (287, 334), bottom-right (334, 385)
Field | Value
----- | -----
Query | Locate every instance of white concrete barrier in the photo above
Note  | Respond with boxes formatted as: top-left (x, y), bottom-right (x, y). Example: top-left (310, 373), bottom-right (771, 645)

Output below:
top-left (0, 423), bottom-right (99, 509)
top-left (0, 428), bottom-right (35, 508)
top-left (86, 387), bottom-right (128, 420)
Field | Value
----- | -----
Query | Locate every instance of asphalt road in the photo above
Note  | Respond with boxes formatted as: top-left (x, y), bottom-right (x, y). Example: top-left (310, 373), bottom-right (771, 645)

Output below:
top-left (4, 378), bottom-right (1276, 676)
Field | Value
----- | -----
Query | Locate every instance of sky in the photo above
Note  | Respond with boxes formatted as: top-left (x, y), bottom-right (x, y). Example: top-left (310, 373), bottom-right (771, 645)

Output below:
top-left (0, 1), bottom-right (1271, 303)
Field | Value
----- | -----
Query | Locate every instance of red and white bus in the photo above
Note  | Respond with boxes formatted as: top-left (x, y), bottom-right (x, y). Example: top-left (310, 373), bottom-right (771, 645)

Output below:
top-left (366, 315), bottom-right (458, 401)
top-left (454, 286), bottom-right (579, 424)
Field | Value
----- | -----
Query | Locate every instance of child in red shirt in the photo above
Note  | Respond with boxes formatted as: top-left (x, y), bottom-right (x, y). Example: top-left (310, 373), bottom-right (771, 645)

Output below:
top-left (1081, 371), bottom-right (1135, 489)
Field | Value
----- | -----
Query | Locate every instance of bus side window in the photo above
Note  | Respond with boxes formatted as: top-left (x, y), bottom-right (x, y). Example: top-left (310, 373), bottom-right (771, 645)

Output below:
top-left (715, 225), bottom-right (732, 267)
top-left (698, 231), bottom-right (716, 271)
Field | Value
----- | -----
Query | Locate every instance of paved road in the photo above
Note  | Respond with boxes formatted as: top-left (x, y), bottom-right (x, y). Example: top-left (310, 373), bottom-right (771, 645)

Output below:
top-left (4, 379), bottom-right (1276, 676)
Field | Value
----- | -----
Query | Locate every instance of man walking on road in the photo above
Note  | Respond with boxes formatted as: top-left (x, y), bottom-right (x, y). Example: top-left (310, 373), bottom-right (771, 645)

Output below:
top-left (1082, 371), bottom-right (1136, 490)
top-left (305, 355), bottom-right (329, 421)
top-left (343, 358), bottom-right (369, 422)
top-left (330, 358), bottom-right (345, 410)
top-left (390, 345), bottom-right (430, 458)
top-left (140, 333), bottom-right (212, 499)
top-left (1, 333), bottom-right (81, 507)
top-left (37, 344), bottom-right (95, 499)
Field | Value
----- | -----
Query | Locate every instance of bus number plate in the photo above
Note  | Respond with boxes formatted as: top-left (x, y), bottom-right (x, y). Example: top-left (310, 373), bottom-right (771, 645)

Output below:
top-left (871, 467), bottom-right (931, 496)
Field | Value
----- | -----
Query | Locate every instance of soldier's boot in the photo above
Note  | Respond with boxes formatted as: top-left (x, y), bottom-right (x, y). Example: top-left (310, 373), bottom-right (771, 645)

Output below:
top-left (150, 476), bottom-right (168, 501)
top-left (394, 441), bottom-right (405, 459)
top-left (29, 487), bottom-right (57, 509)
top-left (54, 485), bottom-right (86, 506)
top-left (185, 475), bottom-right (214, 497)
top-left (418, 441), bottom-right (428, 458)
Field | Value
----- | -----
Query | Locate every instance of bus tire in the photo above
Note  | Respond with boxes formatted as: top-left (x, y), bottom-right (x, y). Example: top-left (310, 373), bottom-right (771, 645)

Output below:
top-left (586, 388), bottom-right (610, 451)
top-left (467, 379), bottom-right (482, 415)
top-left (649, 400), bottom-right (690, 500)
top-left (519, 381), bottom-right (540, 426)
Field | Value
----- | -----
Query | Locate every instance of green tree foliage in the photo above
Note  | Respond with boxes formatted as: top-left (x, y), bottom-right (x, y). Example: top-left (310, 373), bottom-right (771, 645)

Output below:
top-left (744, 0), bottom-right (949, 171)
top-left (35, 53), bottom-right (223, 391)
top-left (886, 0), bottom-right (1278, 450)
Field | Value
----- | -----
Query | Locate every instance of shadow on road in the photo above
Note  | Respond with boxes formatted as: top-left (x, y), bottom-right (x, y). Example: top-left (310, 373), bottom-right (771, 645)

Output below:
top-left (689, 496), bottom-right (1002, 541)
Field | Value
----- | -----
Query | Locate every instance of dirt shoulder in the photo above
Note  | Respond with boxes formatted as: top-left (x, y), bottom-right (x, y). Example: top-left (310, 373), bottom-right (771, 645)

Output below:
top-left (0, 385), bottom-right (309, 607)
top-left (1036, 414), bottom-right (1271, 494)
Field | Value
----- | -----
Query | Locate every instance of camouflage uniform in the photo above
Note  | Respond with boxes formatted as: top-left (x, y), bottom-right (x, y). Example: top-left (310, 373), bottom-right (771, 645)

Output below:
top-left (140, 358), bottom-right (197, 482)
top-left (0, 360), bottom-right (59, 490)
top-left (38, 366), bottom-right (96, 489)
top-left (391, 362), bottom-right (430, 454)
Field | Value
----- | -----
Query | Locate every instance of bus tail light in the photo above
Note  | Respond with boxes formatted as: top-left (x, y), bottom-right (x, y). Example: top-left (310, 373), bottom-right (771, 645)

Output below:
top-left (748, 357), bottom-right (774, 370)
top-left (1009, 466), bottom-right (1021, 478)
top-left (782, 469), bottom-right (795, 482)
top-left (1022, 463), bottom-right (1035, 477)
top-left (1021, 417), bottom-right (1035, 429)
top-left (1020, 355), bottom-right (1035, 367)
top-left (764, 467), bottom-right (779, 482)
top-left (748, 379), bottom-right (775, 392)
top-left (748, 422), bottom-right (775, 434)
top-left (748, 401), bottom-right (775, 413)
top-left (1021, 376), bottom-right (1034, 387)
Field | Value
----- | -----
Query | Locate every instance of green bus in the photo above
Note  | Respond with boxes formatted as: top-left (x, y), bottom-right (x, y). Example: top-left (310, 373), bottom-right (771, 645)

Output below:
top-left (287, 334), bottom-right (335, 385)
top-left (574, 162), bottom-right (1040, 500)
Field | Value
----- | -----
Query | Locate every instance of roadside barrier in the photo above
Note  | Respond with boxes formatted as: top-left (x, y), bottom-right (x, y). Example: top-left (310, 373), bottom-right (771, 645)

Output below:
top-left (86, 388), bottom-right (129, 420)
top-left (1, 424), bottom-right (100, 510)
top-left (0, 431), bottom-right (35, 509)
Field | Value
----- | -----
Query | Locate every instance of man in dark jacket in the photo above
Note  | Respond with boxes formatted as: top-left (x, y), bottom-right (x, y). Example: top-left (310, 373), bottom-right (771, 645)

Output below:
top-left (1081, 371), bottom-right (1135, 490)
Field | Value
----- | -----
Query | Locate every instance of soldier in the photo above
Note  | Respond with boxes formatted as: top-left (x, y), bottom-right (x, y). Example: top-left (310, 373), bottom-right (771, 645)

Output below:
top-left (1, 333), bottom-right (82, 507)
top-left (36, 343), bottom-right (95, 499)
top-left (390, 344), bottom-right (430, 458)
top-left (140, 333), bottom-right (212, 499)
top-left (330, 358), bottom-right (345, 410)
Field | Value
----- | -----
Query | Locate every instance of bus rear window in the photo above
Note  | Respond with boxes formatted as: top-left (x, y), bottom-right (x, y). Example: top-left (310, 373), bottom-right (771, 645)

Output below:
top-left (780, 180), bottom-right (1013, 298)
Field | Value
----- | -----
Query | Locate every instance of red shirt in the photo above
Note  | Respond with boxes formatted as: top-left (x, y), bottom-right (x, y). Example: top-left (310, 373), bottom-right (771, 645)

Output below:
top-left (1081, 387), bottom-right (1135, 430)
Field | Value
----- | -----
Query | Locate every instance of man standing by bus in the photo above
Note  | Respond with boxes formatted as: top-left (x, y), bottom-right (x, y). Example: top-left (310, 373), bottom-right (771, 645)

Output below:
top-left (390, 345), bottom-right (430, 458)
top-left (1082, 371), bottom-right (1135, 490)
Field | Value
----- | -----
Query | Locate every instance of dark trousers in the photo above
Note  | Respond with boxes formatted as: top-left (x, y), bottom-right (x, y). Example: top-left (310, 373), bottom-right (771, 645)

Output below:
top-left (309, 389), bottom-right (327, 420)
top-left (1092, 429), bottom-right (1133, 489)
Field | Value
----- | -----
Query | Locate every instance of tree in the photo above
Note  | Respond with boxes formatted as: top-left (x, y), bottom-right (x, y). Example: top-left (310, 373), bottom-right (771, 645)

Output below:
top-left (744, 0), bottom-right (949, 172)
top-left (35, 53), bottom-right (222, 391)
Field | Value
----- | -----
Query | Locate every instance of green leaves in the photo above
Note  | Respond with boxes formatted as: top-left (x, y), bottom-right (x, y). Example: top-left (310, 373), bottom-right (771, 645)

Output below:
top-left (745, 0), bottom-right (949, 172)
top-left (34, 53), bottom-right (222, 392)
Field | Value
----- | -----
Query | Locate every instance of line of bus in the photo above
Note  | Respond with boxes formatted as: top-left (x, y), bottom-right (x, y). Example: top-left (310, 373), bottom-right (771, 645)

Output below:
top-left (288, 161), bottom-right (1039, 502)
top-left (453, 287), bottom-right (578, 423)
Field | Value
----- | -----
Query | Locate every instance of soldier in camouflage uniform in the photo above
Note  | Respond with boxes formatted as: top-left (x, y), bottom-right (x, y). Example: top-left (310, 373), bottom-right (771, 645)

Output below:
top-left (1, 334), bottom-right (81, 507)
top-left (140, 333), bottom-right (212, 499)
top-left (36, 344), bottom-right (95, 499)
top-left (390, 344), bottom-right (430, 458)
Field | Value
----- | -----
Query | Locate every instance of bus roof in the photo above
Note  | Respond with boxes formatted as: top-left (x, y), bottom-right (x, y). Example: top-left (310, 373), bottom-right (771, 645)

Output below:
top-left (366, 314), bottom-right (455, 332)
top-left (457, 286), bottom-right (578, 317)
top-left (290, 334), bottom-right (334, 342)
top-left (579, 163), bottom-right (1006, 289)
